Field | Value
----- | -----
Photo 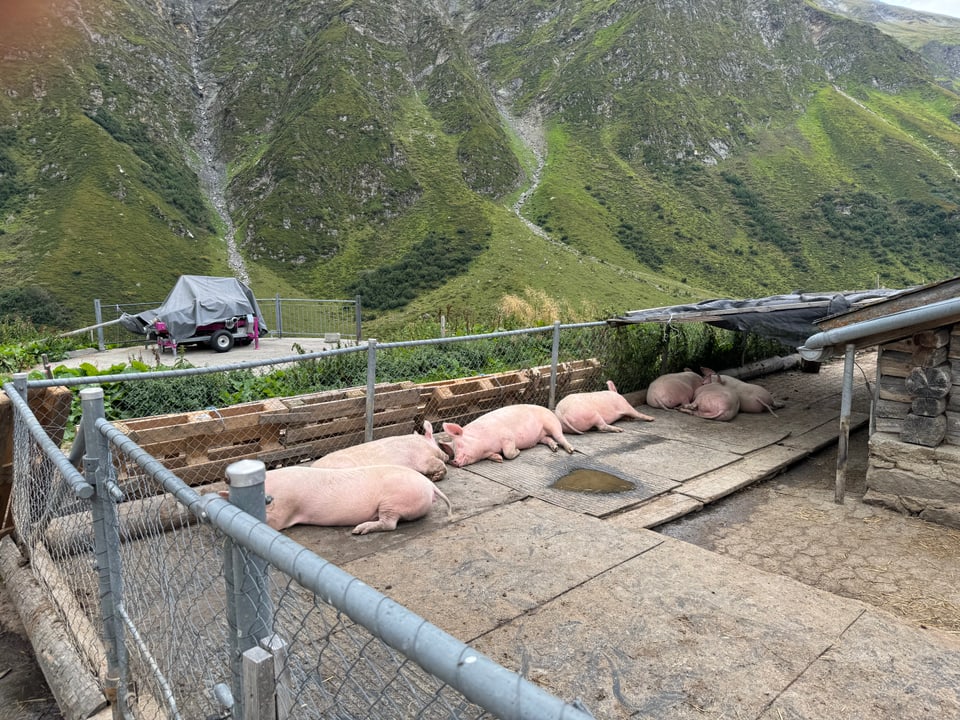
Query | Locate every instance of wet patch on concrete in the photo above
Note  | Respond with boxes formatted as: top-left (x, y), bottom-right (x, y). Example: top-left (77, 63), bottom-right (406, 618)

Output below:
top-left (466, 450), bottom-right (678, 516)
top-left (551, 467), bottom-right (635, 493)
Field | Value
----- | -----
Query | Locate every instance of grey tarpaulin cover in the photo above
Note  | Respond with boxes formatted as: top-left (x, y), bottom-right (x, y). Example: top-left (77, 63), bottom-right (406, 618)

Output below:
top-left (119, 275), bottom-right (267, 341)
top-left (608, 290), bottom-right (900, 348)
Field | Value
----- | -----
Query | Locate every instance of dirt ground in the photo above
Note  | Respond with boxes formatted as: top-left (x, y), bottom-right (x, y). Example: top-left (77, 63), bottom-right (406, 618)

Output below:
top-left (2, 424), bottom-right (959, 718)
top-left (0, 603), bottom-right (62, 719)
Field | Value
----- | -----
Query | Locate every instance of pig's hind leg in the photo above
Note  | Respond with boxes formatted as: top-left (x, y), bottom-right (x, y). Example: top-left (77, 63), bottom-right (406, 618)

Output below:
top-left (352, 511), bottom-right (400, 535)
top-left (541, 431), bottom-right (575, 454)
top-left (593, 417), bottom-right (625, 432)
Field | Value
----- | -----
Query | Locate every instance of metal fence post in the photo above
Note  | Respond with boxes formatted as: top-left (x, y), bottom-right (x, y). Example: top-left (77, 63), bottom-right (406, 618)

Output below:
top-left (224, 459), bottom-right (274, 719)
top-left (549, 321), bottom-right (561, 410)
top-left (274, 294), bottom-right (283, 339)
top-left (354, 295), bottom-right (362, 342)
top-left (12, 372), bottom-right (27, 401)
top-left (365, 338), bottom-right (377, 442)
top-left (94, 299), bottom-right (105, 351)
top-left (80, 387), bottom-right (129, 715)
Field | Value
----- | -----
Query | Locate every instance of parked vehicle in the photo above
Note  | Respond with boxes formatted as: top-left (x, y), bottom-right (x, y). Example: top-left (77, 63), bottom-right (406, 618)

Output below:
top-left (119, 275), bottom-right (268, 354)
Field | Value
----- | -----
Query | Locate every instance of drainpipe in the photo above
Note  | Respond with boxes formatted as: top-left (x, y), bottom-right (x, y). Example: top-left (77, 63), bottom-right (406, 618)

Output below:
top-left (798, 296), bottom-right (960, 361)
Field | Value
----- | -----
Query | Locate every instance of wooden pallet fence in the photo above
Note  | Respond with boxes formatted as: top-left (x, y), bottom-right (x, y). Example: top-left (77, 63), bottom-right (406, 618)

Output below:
top-left (258, 382), bottom-right (421, 466)
top-left (115, 383), bottom-right (422, 485)
top-left (115, 398), bottom-right (289, 486)
top-left (543, 358), bottom-right (603, 398)
top-left (420, 369), bottom-right (544, 427)
top-left (109, 362), bottom-right (603, 486)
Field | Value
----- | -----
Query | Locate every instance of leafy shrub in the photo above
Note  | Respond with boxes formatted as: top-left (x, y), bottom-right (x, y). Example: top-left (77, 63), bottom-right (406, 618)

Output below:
top-left (0, 287), bottom-right (71, 328)
top-left (348, 230), bottom-right (489, 311)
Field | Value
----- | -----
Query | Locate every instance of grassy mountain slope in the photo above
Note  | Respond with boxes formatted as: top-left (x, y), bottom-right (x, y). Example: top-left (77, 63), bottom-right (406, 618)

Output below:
top-left (0, 0), bottom-right (959, 336)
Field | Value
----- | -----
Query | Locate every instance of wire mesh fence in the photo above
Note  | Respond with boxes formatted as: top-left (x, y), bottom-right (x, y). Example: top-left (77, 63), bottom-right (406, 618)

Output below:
top-left (3, 320), bottom-right (791, 718)
top-left (88, 296), bottom-right (361, 350)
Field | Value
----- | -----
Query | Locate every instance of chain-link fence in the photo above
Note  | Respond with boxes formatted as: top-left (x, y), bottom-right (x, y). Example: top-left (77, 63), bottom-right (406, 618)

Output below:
top-left (87, 296), bottom-right (362, 350)
top-left (2, 320), bottom-right (789, 718)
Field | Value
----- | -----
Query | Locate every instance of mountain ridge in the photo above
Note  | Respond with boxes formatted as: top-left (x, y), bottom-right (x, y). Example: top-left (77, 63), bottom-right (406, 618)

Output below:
top-left (1, 0), bottom-right (959, 333)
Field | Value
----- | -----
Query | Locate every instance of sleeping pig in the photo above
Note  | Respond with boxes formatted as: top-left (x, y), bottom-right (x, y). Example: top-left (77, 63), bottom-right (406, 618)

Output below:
top-left (311, 420), bottom-right (448, 482)
top-left (679, 372), bottom-right (740, 421)
top-left (440, 404), bottom-right (575, 467)
top-left (555, 380), bottom-right (655, 433)
top-left (645, 369), bottom-right (703, 409)
top-left (700, 367), bottom-right (784, 415)
top-left (222, 464), bottom-right (452, 534)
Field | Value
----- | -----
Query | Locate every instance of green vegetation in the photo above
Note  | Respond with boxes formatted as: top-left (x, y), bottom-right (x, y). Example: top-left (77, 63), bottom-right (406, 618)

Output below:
top-left (1, 0), bottom-right (960, 336)
top-left (347, 230), bottom-right (489, 312)
top-left (23, 323), bottom-right (787, 425)
top-left (89, 106), bottom-right (211, 230)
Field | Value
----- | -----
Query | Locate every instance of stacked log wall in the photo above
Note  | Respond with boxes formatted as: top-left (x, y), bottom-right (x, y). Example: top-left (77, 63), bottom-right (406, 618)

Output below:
top-left (866, 324), bottom-right (960, 528)
top-left (873, 327), bottom-right (952, 446)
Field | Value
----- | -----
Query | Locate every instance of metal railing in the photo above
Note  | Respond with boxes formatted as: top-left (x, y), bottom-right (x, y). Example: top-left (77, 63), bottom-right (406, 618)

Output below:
top-left (3, 323), bottom-right (621, 719)
top-left (4, 319), bottom-right (783, 718)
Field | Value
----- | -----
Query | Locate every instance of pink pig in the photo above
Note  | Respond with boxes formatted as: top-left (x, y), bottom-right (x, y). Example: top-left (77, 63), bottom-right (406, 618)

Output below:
top-left (555, 380), bottom-right (655, 433)
top-left (645, 369), bottom-right (703, 409)
top-left (440, 404), bottom-right (575, 467)
top-left (311, 420), bottom-right (448, 482)
top-left (223, 465), bottom-right (452, 534)
top-left (700, 367), bottom-right (784, 415)
top-left (679, 373), bottom-right (740, 421)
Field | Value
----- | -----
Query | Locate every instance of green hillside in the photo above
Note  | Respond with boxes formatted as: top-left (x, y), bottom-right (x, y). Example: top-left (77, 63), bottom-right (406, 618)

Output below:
top-left (0, 0), bottom-right (959, 337)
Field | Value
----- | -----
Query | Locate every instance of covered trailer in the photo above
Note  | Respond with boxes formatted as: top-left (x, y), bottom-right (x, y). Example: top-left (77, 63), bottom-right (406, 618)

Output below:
top-left (119, 275), bottom-right (268, 353)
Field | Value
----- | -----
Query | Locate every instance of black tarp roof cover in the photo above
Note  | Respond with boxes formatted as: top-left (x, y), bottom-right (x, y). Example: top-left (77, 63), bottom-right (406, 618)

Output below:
top-left (119, 275), bottom-right (267, 341)
top-left (608, 290), bottom-right (900, 348)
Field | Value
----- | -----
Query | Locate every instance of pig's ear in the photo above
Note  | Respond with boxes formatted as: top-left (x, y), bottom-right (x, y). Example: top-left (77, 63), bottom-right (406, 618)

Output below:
top-left (606, 380), bottom-right (618, 393)
top-left (438, 441), bottom-right (454, 460)
top-left (442, 422), bottom-right (463, 436)
top-left (422, 420), bottom-right (434, 439)
top-left (700, 367), bottom-right (715, 376)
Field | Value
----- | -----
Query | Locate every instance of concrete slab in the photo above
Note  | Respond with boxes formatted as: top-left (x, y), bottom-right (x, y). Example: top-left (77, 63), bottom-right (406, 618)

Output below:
top-left (631, 407), bottom-right (793, 454)
top-left (465, 445), bottom-right (679, 516)
top-left (469, 536), bottom-right (919, 720)
top-left (606, 493), bottom-right (705, 530)
top-left (760, 610), bottom-right (960, 718)
top-left (341, 499), bottom-right (664, 641)
top-left (571, 430), bottom-right (743, 482)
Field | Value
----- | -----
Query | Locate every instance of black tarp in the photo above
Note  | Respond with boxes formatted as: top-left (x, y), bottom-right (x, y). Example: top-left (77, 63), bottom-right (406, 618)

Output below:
top-left (119, 275), bottom-right (267, 341)
top-left (608, 290), bottom-right (901, 348)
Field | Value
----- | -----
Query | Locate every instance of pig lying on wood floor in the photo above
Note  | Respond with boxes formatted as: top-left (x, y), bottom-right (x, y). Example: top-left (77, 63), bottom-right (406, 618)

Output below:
top-left (645, 370), bottom-right (703, 409)
top-left (555, 380), bottom-right (655, 433)
top-left (440, 404), bottom-right (575, 467)
top-left (679, 372), bottom-right (741, 421)
top-left (310, 420), bottom-right (448, 482)
top-left (222, 465), bottom-right (452, 534)
top-left (699, 367), bottom-right (784, 415)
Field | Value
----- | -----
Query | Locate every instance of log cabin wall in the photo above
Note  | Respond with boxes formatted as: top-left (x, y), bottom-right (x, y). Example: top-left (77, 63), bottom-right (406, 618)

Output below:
top-left (874, 326), bottom-right (953, 445)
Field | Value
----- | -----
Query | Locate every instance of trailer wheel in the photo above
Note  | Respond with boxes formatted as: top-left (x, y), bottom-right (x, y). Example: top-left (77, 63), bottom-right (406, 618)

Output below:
top-left (210, 330), bottom-right (235, 353)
